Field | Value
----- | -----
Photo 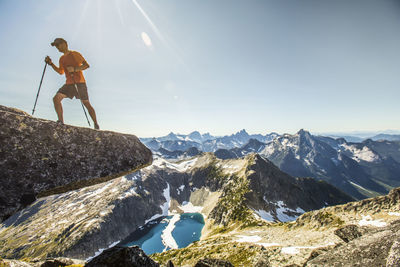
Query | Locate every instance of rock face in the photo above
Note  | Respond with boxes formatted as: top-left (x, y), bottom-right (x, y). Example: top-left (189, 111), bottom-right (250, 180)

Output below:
top-left (86, 246), bottom-right (159, 267)
top-left (305, 219), bottom-right (400, 266)
top-left (0, 105), bottom-right (152, 222)
top-left (0, 171), bottom-right (168, 260)
top-left (387, 239), bottom-right (400, 267)
top-left (210, 154), bottom-right (353, 226)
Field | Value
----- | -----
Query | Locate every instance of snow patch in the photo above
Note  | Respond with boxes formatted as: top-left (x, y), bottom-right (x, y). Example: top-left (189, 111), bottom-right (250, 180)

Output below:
top-left (281, 243), bottom-right (335, 255)
top-left (340, 144), bottom-right (379, 163)
top-left (254, 209), bottom-right (274, 222)
top-left (281, 247), bottom-right (300, 254)
top-left (261, 145), bottom-right (275, 156)
top-left (222, 163), bottom-right (244, 174)
top-left (119, 186), bottom-right (137, 199)
top-left (236, 235), bottom-right (262, 243)
top-left (161, 183), bottom-right (171, 215)
top-left (178, 202), bottom-right (203, 213)
top-left (389, 212), bottom-right (400, 216)
top-left (359, 215), bottom-right (387, 227)
top-left (281, 138), bottom-right (296, 148)
top-left (161, 214), bottom-right (180, 250)
top-left (86, 240), bottom-right (120, 262)
top-left (153, 157), bottom-right (199, 172)
top-left (276, 201), bottom-right (305, 222)
top-left (145, 183), bottom-right (171, 224)
top-left (176, 184), bottom-right (185, 195)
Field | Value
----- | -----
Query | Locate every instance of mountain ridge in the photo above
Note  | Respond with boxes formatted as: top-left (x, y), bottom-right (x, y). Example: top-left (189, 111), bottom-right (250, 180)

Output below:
top-left (0, 153), bottom-right (352, 261)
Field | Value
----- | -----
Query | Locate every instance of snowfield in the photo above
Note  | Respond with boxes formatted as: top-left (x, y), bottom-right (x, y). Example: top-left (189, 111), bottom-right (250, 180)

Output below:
top-left (340, 144), bottom-right (380, 163)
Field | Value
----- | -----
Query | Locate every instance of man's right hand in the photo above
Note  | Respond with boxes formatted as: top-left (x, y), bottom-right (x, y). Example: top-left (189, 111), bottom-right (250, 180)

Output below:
top-left (45, 56), bottom-right (52, 65)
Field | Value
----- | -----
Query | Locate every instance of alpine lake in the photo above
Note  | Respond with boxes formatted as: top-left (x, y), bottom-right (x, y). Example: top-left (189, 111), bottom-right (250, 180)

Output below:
top-left (120, 213), bottom-right (205, 255)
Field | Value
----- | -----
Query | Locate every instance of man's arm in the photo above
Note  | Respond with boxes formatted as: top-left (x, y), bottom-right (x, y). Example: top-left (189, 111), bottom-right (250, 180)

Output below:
top-left (67, 52), bottom-right (90, 73)
top-left (45, 56), bottom-right (64, 74)
top-left (73, 60), bottom-right (90, 72)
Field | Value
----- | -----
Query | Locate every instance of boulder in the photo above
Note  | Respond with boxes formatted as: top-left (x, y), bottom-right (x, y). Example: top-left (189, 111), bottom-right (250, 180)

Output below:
top-left (0, 105), bottom-right (152, 222)
top-left (194, 258), bottom-right (234, 267)
top-left (334, 224), bottom-right (363, 243)
top-left (85, 246), bottom-right (159, 267)
top-left (254, 257), bottom-right (271, 267)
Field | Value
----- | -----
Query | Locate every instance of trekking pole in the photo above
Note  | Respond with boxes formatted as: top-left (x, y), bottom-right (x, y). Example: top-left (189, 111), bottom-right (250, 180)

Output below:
top-left (32, 62), bottom-right (48, 115)
top-left (71, 72), bottom-right (91, 126)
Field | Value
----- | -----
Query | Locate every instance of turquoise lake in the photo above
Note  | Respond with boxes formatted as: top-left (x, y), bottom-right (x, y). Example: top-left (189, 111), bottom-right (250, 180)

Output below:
top-left (121, 213), bottom-right (205, 255)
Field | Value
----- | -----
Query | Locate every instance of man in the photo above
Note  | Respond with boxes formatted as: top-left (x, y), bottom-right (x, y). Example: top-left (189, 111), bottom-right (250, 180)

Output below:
top-left (45, 38), bottom-right (99, 130)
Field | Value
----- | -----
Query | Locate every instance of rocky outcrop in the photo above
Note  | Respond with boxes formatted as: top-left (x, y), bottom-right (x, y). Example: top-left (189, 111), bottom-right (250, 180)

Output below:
top-left (194, 258), bottom-right (234, 267)
top-left (85, 246), bottom-right (159, 267)
top-left (334, 225), bottom-right (363, 243)
top-left (0, 257), bottom-right (84, 267)
top-left (0, 105), bottom-right (152, 222)
top-left (305, 219), bottom-right (400, 266)
top-left (0, 258), bottom-right (32, 266)
top-left (387, 239), bottom-right (400, 267)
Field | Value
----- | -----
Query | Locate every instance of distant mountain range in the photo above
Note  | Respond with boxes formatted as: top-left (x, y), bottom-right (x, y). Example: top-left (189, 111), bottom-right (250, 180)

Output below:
top-left (319, 130), bottom-right (400, 142)
top-left (141, 129), bottom-right (400, 200)
top-left (256, 130), bottom-right (400, 200)
top-left (326, 134), bottom-right (400, 143)
top-left (140, 129), bottom-right (279, 153)
top-left (140, 130), bottom-right (400, 152)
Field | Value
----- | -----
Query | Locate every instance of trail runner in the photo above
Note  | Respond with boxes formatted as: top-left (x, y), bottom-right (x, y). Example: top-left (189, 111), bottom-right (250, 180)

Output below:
top-left (45, 38), bottom-right (99, 129)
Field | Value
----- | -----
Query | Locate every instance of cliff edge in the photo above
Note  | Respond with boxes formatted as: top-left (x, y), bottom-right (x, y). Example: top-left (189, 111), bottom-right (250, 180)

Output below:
top-left (0, 105), bottom-right (152, 222)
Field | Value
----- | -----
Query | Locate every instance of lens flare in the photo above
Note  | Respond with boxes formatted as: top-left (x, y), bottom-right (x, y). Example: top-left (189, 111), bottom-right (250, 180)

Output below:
top-left (141, 32), bottom-right (152, 47)
top-left (130, 0), bottom-right (166, 44)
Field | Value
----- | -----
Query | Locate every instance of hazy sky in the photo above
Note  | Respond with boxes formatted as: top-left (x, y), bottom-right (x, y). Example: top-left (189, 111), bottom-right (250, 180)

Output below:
top-left (1, 0), bottom-right (399, 137)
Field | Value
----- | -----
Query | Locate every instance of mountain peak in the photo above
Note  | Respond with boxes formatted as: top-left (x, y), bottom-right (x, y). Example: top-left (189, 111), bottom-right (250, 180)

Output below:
top-left (189, 130), bottom-right (201, 135)
top-left (188, 131), bottom-right (202, 139)
top-left (233, 129), bottom-right (249, 137)
top-left (246, 138), bottom-right (265, 147)
top-left (165, 132), bottom-right (179, 140)
top-left (297, 129), bottom-right (311, 136)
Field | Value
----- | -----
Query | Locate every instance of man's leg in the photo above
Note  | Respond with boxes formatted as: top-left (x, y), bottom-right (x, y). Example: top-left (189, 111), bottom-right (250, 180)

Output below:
top-left (82, 100), bottom-right (99, 129)
top-left (53, 93), bottom-right (67, 123)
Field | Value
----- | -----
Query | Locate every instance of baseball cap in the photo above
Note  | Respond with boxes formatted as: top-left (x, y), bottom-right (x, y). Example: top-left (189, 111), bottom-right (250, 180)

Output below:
top-left (51, 38), bottom-right (67, 46)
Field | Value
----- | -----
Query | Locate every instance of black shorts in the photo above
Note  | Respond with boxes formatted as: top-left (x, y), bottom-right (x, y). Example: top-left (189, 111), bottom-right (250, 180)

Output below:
top-left (57, 83), bottom-right (89, 100)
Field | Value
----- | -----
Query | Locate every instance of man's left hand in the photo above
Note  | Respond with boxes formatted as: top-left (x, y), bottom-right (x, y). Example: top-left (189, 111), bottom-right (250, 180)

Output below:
top-left (66, 66), bottom-right (76, 73)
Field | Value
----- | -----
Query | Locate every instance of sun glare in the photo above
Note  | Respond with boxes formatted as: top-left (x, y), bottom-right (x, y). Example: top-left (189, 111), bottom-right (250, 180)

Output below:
top-left (130, 0), bottom-right (166, 44)
top-left (141, 32), bottom-right (153, 47)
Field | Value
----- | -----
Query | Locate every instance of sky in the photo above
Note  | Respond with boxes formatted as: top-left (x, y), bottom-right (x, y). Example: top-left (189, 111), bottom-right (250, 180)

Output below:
top-left (0, 0), bottom-right (399, 137)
